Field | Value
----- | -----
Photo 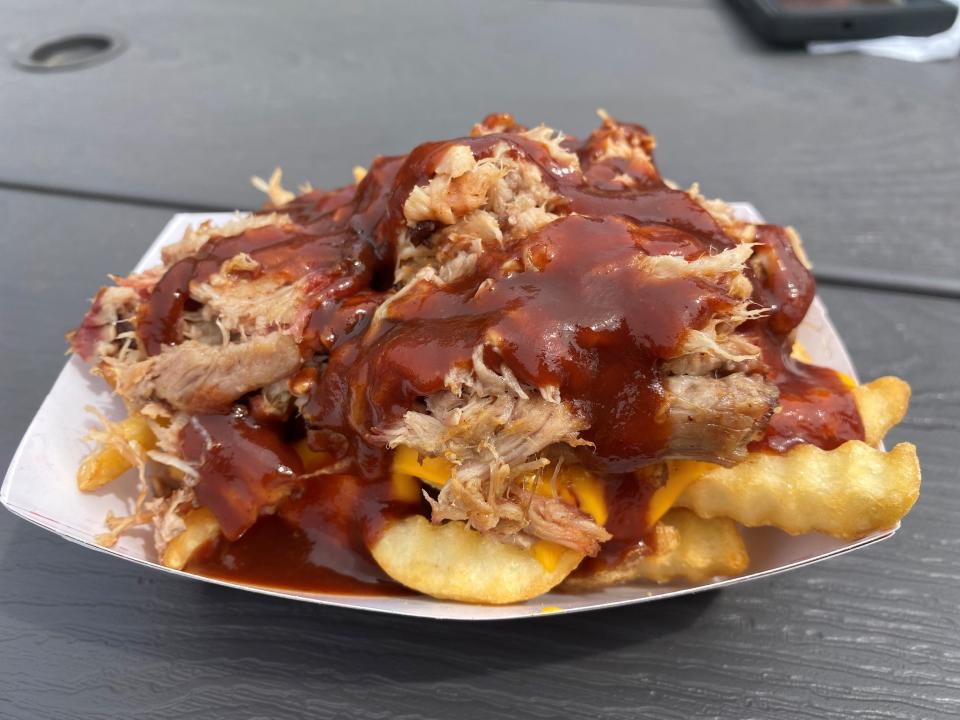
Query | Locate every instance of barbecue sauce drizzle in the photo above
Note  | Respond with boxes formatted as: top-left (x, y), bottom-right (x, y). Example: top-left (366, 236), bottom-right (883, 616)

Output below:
top-left (134, 115), bottom-right (863, 593)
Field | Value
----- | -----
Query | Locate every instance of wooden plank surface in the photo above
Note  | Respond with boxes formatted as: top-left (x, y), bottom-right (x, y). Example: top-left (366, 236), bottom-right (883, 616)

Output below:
top-left (1, 0), bottom-right (959, 283)
top-left (0, 187), bottom-right (957, 718)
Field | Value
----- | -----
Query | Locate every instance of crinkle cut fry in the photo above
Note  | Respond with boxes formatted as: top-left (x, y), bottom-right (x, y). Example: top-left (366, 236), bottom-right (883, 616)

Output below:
top-left (562, 508), bottom-right (749, 590)
top-left (370, 515), bottom-right (584, 604)
top-left (676, 441), bottom-right (920, 540)
top-left (852, 376), bottom-right (910, 447)
top-left (671, 375), bottom-right (917, 540)
top-left (577, 374), bottom-right (917, 581)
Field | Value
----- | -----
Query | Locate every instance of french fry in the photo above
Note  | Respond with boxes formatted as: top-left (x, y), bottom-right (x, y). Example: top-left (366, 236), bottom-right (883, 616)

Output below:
top-left (77, 414), bottom-right (156, 492)
top-left (563, 508), bottom-right (749, 589)
top-left (853, 376), bottom-right (911, 446)
top-left (676, 441), bottom-right (920, 540)
top-left (161, 507), bottom-right (221, 570)
top-left (370, 515), bottom-right (584, 604)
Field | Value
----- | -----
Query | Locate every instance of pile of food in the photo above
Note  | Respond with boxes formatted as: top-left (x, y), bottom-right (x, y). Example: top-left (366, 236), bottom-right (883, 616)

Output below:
top-left (69, 112), bottom-right (920, 604)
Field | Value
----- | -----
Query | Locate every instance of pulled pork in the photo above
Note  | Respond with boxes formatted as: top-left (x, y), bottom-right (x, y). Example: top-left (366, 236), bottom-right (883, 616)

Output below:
top-left (71, 112), bottom-right (797, 561)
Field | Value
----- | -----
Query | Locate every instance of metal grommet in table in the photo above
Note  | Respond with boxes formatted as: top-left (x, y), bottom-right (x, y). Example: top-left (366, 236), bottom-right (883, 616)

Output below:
top-left (12, 30), bottom-right (127, 72)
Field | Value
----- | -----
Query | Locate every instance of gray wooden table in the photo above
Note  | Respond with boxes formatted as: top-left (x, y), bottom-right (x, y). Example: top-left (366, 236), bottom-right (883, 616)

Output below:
top-left (2, 1), bottom-right (958, 718)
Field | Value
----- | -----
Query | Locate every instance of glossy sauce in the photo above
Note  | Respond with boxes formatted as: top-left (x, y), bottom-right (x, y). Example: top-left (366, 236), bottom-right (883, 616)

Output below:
top-left (572, 470), bottom-right (661, 578)
top-left (138, 224), bottom-right (373, 356)
top-left (180, 411), bottom-right (304, 540)
top-left (187, 476), bottom-right (418, 595)
top-left (134, 114), bottom-right (865, 593)
top-left (754, 339), bottom-right (863, 452)
top-left (308, 215), bottom-right (737, 471)
top-left (747, 224), bottom-right (864, 451)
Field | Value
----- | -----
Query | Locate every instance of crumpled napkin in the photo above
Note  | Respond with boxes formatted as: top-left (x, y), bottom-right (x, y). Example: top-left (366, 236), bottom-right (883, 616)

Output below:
top-left (808, 0), bottom-right (960, 61)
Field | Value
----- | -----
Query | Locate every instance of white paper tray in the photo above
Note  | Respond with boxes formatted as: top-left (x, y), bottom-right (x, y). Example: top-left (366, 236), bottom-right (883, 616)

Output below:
top-left (1, 203), bottom-right (894, 620)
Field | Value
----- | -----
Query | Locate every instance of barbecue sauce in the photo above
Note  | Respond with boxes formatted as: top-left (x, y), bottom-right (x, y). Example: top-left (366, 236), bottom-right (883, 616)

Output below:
top-left (307, 215), bottom-right (737, 472)
top-left (747, 224), bottom-right (864, 452)
top-left (133, 114), bottom-right (864, 593)
top-left (180, 411), bottom-right (304, 541)
top-left (573, 470), bottom-right (662, 578)
top-left (187, 476), bottom-right (418, 595)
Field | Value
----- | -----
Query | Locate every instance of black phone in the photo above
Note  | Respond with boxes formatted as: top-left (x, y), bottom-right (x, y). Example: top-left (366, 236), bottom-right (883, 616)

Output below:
top-left (730, 0), bottom-right (958, 45)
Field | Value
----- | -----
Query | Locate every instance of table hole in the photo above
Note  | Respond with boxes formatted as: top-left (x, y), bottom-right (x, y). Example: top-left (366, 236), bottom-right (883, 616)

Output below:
top-left (13, 31), bottom-right (126, 72)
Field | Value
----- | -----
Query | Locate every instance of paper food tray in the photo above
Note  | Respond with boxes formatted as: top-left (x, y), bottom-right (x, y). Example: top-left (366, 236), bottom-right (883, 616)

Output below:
top-left (1, 203), bottom-right (895, 621)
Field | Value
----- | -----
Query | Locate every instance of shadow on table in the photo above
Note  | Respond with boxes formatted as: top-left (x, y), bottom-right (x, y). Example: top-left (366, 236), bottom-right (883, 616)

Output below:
top-left (179, 585), bottom-right (718, 686)
top-left (1, 518), bottom-right (716, 685)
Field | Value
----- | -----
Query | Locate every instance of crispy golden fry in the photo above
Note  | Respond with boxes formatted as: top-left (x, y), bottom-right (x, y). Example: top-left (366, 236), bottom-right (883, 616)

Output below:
top-left (853, 376), bottom-right (911, 446)
top-left (563, 508), bottom-right (748, 590)
top-left (370, 516), bottom-right (584, 604)
top-left (161, 507), bottom-right (221, 570)
top-left (77, 414), bottom-right (156, 492)
top-left (677, 441), bottom-right (920, 540)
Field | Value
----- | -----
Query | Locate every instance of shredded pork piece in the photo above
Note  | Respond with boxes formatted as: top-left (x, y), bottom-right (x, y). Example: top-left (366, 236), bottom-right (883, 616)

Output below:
top-left (112, 333), bottom-right (301, 414)
top-left (664, 373), bottom-right (778, 466)
top-left (639, 242), bottom-right (754, 281)
top-left (663, 334), bottom-right (763, 377)
top-left (68, 286), bottom-right (142, 363)
top-left (579, 108), bottom-right (659, 187)
top-left (525, 493), bottom-right (611, 554)
top-left (151, 487), bottom-right (196, 552)
top-left (381, 345), bottom-right (606, 554)
top-left (395, 142), bottom-right (564, 285)
top-left (521, 125), bottom-right (580, 168)
top-left (161, 212), bottom-right (291, 267)
top-left (687, 183), bottom-right (759, 248)
top-left (191, 272), bottom-right (318, 338)
top-left (112, 267), bottom-right (165, 293)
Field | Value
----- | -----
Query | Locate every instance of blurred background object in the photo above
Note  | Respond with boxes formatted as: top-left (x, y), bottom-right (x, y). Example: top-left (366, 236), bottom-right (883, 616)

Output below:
top-left (730, 0), bottom-right (958, 44)
top-left (809, 0), bottom-right (960, 60)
